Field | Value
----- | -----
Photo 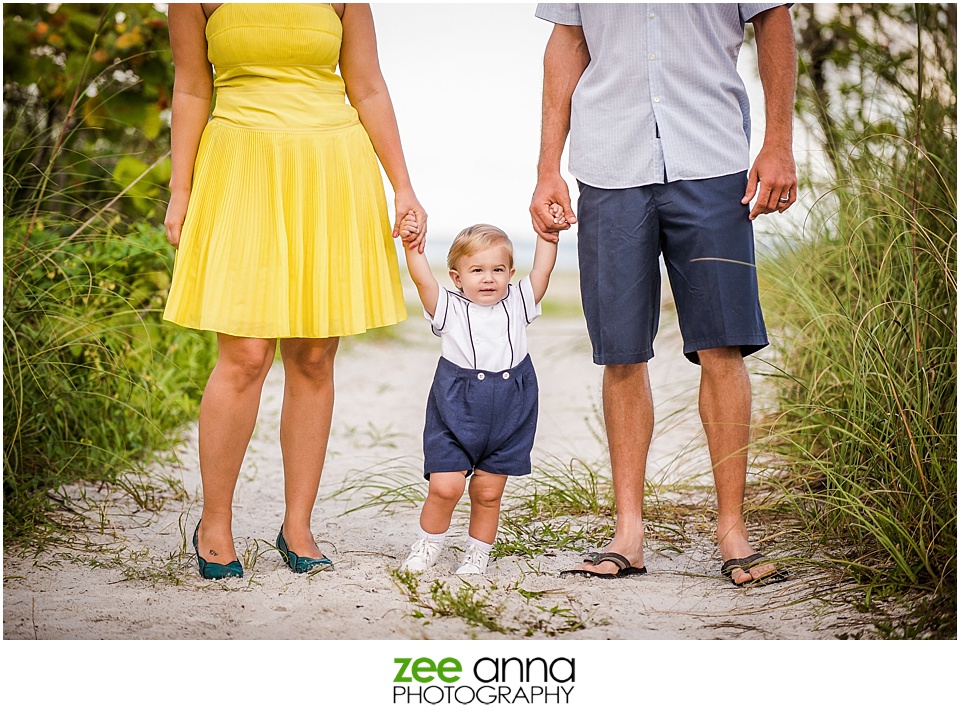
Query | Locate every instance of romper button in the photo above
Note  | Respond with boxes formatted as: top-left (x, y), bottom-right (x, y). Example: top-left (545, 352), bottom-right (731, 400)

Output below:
top-left (477, 372), bottom-right (485, 380)
top-left (502, 372), bottom-right (510, 379)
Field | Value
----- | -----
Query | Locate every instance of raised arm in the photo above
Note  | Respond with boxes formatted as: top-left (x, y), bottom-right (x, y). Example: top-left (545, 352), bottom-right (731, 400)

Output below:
top-left (530, 23), bottom-right (590, 242)
top-left (164, 4), bottom-right (213, 249)
top-left (528, 236), bottom-right (559, 304)
top-left (399, 213), bottom-right (440, 316)
top-left (339, 4), bottom-right (427, 251)
top-left (742, 5), bottom-right (798, 219)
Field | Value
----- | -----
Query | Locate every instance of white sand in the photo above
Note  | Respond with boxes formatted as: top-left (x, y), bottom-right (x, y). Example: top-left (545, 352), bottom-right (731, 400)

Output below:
top-left (3, 272), bottom-right (875, 640)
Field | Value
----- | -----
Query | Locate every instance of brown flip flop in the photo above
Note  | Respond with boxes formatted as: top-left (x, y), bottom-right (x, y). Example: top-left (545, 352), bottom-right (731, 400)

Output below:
top-left (721, 553), bottom-right (788, 587)
top-left (560, 552), bottom-right (647, 579)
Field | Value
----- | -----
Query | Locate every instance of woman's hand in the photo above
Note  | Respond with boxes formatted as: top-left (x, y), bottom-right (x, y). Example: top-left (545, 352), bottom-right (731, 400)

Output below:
top-left (164, 188), bottom-right (191, 249)
top-left (392, 188), bottom-right (427, 253)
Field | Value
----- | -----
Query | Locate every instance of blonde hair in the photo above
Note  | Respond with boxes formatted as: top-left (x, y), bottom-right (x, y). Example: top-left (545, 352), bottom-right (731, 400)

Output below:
top-left (447, 224), bottom-right (514, 270)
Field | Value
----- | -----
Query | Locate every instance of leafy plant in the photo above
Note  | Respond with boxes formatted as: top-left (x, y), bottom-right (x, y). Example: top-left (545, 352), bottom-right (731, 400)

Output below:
top-left (3, 3), bottom-right (175, 222)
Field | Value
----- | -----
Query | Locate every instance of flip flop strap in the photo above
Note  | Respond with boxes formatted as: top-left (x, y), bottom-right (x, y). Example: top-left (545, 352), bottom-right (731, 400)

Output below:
top-left (721, 553), bottom-right (765, 573)
top-left (594, 552), bottom-right (629, 570)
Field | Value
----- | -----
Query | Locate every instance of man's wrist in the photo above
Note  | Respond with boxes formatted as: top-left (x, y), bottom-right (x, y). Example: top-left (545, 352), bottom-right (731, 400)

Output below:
top-left (536, 162), bottom-right (563, 179)
top-left (761, 132), bottom-right (793, 152)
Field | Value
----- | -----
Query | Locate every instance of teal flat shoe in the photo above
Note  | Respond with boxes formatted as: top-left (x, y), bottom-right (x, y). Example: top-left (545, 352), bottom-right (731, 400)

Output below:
top-left (277, 526), bottom-right (334, 574)
top-left (192, 521), bottom-right (243, 580)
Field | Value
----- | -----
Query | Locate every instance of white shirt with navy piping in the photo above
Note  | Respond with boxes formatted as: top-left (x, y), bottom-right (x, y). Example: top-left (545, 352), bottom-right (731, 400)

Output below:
top-left (426, 277), bottom-right (541, 373)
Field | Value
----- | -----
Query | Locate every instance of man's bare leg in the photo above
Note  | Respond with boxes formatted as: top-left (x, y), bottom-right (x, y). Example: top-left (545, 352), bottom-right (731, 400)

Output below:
top-left (698, 347), bottom-right (776, 583)
top-left (573, 362), bottom-right (652, 574)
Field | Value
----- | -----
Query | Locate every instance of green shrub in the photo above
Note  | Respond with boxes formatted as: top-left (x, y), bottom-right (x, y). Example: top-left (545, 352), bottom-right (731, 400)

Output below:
top-left (3, 221), bottom-right (216, 538)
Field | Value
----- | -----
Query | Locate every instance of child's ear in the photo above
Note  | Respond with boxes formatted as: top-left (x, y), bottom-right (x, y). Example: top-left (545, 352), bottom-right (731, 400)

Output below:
top-left (509, 267), bottom-right (516, 280)
top-left (449, 269), bottom-right (462, 289)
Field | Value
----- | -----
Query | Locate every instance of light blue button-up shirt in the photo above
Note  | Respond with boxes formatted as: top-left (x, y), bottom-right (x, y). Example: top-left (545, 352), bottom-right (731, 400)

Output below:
top-left (535, 3), bottom-right (787, 189)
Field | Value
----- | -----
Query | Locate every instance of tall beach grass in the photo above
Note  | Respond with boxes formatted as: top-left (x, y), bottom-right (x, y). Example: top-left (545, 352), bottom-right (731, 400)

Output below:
top-left (759, 108), bottom-right (956, 635)
top-left (3, 220), bottom-right (217, 540)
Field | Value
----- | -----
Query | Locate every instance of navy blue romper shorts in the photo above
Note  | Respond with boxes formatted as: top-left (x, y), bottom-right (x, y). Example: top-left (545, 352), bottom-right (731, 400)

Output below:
top-left (422, 354), bottom-right (538, 480)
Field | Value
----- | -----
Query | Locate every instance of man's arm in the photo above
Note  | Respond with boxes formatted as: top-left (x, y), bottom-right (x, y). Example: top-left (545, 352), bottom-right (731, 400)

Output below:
top-left (742, 5), bottom-right (798, 219)
top-left (529, 24), bottom-right (590, 242)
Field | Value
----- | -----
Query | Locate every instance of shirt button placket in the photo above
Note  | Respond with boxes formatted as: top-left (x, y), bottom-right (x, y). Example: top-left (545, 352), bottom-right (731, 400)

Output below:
top-left (648, 10), bottom-right (660, 106)
top-left (647, 5), bottom-right (663, 179)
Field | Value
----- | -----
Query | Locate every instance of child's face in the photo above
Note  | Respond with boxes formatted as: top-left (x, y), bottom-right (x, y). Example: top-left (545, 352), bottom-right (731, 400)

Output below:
top-left (449, 244), bottom-right (515, 305)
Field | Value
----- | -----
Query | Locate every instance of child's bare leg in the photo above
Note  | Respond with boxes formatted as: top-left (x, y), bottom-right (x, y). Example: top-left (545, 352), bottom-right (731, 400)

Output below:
top-left (467, 470), bottom-right (508, 543)
top-left (420, 471), bottom-right (467, 534)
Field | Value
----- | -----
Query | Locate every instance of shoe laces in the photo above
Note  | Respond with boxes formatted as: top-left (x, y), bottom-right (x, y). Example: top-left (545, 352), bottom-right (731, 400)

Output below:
top-left (411, 537), bottom-right (442, 559)
top-left (462, 544), bottom-right (488, 568)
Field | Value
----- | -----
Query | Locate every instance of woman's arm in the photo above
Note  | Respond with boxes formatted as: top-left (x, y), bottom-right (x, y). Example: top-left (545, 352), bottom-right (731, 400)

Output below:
top-left (528, 236), bottom-right (559, 304)
top-left (164, 4), bottom-right (214, 248)
top-left (339, 4), bottom-right (427, 252)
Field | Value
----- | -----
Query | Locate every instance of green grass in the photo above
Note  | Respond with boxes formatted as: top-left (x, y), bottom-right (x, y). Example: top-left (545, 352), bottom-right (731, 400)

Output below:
top-left (390, 567), bottom-right (592, 636)
top-left (758, 119), bottom-right (956, 638)
top-left (3, 220), bottom-right (217, 542)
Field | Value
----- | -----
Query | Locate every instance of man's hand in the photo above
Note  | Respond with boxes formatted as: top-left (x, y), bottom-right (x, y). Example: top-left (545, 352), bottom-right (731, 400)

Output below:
top-left (530, 172), bottom-right (576, 242)
top-left (747, 5), bottom-right (797, 220)
top-left (742, 143), bottom-right (797, 219)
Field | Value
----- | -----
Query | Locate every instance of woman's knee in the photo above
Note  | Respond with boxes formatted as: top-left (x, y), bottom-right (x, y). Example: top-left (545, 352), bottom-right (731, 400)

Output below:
top-left (281, 338), bottom-right (339, 384)
top-left (216, 337), bottom-right (275, 389)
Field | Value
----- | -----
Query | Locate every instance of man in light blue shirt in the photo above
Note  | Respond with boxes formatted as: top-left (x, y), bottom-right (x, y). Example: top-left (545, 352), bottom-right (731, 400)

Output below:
top-left (532, 4), bottom-right (796, 585)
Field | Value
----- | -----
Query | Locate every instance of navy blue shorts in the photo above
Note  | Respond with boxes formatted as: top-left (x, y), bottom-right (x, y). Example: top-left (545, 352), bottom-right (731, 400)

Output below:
top-left (422, 355), bottom-right (538, 480)
top-left (577, 172), bottom-right (769, 365)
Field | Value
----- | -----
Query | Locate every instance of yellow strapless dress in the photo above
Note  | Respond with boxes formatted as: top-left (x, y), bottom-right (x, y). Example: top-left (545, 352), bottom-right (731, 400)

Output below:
top-left (163, 3), bottom-right (406, 338)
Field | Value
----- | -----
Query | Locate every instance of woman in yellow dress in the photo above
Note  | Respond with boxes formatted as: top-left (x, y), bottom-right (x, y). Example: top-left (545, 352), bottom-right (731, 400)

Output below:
top-left (163, 3), bottom-right (426, 579)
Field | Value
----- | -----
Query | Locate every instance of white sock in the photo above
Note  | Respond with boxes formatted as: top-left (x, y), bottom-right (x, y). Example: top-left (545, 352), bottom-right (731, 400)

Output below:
top-left (465, 535), bottom-right (493, 553)
top-left (417, 526), bottom-right (447, 544)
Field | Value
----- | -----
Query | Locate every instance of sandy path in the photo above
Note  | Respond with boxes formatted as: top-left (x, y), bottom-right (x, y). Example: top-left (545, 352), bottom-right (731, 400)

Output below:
top-left (3, 273), bottom-right (873, 640)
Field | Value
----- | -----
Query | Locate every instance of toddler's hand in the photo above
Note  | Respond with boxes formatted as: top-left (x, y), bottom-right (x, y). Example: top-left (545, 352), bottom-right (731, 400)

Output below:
top-left (548, 203), bottom-right (567, 228)
top-left (399, 211), bottom-right (420, 249)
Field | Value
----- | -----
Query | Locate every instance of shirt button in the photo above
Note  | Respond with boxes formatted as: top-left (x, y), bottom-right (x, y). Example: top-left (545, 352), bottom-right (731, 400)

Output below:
top-left (653, 96), bottom-right (661, 103)
top-left (649, 54), bottom-right (656, 60)
top-left (502, 372), bottom-right (510, 379)
top-left (648, 12), bottom-right (655, 19)
top-left (477, 372), bottom-right (485, 380)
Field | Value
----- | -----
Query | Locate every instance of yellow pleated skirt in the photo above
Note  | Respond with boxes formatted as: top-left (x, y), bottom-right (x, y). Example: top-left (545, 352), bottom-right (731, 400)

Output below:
top-left (163, 118), bottom-right (407, 339)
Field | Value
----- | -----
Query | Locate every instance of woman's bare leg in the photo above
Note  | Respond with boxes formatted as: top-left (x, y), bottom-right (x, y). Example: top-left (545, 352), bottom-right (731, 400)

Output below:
top-left (277, 337), bottom-right (339, 556)
top-left (196, 334), bottom-right (276, 564)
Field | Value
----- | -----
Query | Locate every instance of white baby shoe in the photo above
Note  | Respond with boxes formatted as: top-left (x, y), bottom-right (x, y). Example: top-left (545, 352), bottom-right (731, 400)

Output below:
top-left (400, 538), bottom-right (443, 572)
top-left (455, 544), bottom-right (490, 575)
